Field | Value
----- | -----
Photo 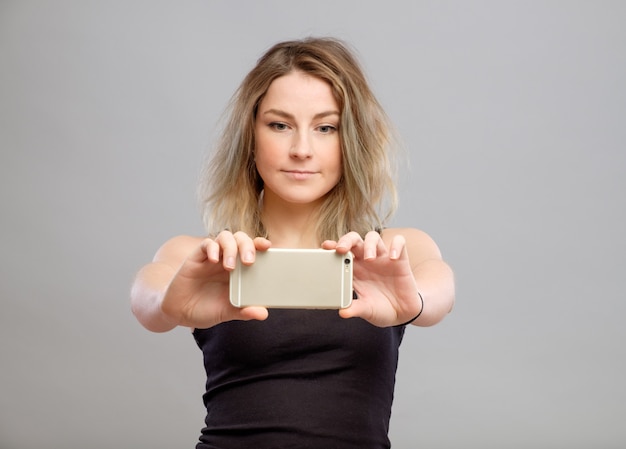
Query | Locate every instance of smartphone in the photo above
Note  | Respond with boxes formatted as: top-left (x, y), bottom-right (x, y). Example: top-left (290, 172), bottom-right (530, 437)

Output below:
top-left (229, 248), bottom-right (353, 309)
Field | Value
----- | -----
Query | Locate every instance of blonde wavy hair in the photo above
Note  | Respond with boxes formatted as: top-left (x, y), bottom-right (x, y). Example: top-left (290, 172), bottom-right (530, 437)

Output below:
top-left (199, 37), bottom-right (399, 241)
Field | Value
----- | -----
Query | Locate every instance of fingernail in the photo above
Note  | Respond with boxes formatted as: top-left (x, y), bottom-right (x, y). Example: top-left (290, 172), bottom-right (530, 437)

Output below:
top-left (243, 251), bottom-right (253, 263)
top-left (390, 249), bottom-right (398, 259)
top-left (226, 257), bottom-right (236, 268)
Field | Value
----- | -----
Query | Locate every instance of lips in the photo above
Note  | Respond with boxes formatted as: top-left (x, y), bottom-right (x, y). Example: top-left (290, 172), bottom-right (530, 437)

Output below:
top-left (282, 170), bottom-right (317, 180)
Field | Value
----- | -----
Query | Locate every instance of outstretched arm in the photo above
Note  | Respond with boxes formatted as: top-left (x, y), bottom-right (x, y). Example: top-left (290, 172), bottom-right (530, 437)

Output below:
top-left (130, 233), bottom-right (271, 332)
top-left (324, 227), bottom-right (455, 327)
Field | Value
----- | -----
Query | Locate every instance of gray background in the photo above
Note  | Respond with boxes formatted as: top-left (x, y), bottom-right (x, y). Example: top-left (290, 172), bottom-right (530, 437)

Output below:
top-left (1, 1), bottom-right (624, 448)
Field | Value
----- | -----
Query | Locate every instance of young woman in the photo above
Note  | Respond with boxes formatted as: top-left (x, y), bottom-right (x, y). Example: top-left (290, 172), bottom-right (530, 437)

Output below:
top-left (131, 37), bottom-right (455, 449)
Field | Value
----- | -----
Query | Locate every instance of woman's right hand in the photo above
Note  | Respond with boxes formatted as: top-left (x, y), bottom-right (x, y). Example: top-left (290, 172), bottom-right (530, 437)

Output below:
top-left (131, 231), bottom-right (270, 332)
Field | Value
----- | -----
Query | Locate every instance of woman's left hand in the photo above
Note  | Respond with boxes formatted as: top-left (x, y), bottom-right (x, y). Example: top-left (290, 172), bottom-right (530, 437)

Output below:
top-left (322, 230), bottom-right (423, 327)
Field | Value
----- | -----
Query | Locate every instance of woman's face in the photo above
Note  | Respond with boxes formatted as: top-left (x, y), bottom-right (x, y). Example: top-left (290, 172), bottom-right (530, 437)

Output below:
top-left (254, 71), bottom-right (342, 208)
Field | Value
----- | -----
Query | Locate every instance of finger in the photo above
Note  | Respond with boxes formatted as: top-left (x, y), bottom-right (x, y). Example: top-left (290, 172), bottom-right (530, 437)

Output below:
top-left (215, 230), bottom-right (238, 269)
top-left (233, 231), bottom-right (256, 265)
top-left (203, 238), bottom-right (221, 263)
top-left (220, 304), bottom-right (269, 323)
top-left (389, 234), bottom-right (407, 260)
top-left (363, 230), bottom-right (387, 260)
top-left (321, 240), bottom-right (338, 250)
top-left (335, 231), bottom-right (364, 256)
top-left (185, 238), bottom-right (216, 264)
top-left (338, 296), bottom-right (373, 321)
top-left (238, 306), bottom-right (269, 321)
top-left (253, 236), bottom-right (272, 251)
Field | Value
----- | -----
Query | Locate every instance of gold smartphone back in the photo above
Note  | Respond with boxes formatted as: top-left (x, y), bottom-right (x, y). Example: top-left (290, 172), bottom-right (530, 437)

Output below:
top-left (229, 248), bottom-right (353, 309)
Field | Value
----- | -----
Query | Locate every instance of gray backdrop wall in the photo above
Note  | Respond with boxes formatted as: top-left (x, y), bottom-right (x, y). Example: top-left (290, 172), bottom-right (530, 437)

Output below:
top-left (1, 1), bottom-right (624, 448)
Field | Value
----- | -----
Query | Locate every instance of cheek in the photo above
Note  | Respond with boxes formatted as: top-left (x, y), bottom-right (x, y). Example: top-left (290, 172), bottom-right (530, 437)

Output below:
top-left (255, 139), bottom-right (273, 161)
top-left (332, 143), bottom-right (343, 174)
top-left (254, 152), bottom-right (268, 178)
top-left (254, 130), bottom-right (281, 160)
top-left (253, 134), bottom-right (269, 167)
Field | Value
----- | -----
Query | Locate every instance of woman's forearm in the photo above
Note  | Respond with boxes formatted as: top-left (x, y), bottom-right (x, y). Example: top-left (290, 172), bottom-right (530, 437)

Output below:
top-left (412, 258), bottom-right (455, 327)
top-left (131, 262), bottom-right (179, 333)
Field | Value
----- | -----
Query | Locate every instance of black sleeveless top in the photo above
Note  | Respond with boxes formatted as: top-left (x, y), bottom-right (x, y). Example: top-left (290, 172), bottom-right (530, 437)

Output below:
top-left (193, 309), bottom-right (405, 449)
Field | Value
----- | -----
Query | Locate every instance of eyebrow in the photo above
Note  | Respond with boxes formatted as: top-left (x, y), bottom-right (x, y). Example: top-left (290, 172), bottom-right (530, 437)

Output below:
top-left (261, 108), bottom-right (340, 121)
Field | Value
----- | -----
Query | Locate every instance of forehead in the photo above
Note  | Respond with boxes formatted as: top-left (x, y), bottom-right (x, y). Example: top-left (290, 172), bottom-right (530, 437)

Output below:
top-left (259, 71), bottom-right (338, 111)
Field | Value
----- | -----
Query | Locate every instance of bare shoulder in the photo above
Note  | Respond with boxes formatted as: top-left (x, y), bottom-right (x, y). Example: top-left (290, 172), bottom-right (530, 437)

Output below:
top-left (153, 235), bottom-right (206, 266)
top-left (381, 227), bottom-right (443, 262)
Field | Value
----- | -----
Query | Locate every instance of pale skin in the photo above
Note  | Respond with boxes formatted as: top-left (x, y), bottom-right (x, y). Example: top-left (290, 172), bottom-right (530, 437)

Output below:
top-left (131, 71), bottom-right (455, 332)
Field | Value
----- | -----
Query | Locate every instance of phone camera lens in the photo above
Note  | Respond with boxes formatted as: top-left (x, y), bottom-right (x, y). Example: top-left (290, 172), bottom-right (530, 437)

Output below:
top-left (344, 258), bottom-right (351, 265)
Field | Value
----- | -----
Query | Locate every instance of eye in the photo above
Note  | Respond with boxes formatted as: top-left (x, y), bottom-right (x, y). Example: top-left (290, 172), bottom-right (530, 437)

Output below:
top-left (269, 122), bottom-right (289, 131)
top-left (317, 125), bottom-right (337, 134)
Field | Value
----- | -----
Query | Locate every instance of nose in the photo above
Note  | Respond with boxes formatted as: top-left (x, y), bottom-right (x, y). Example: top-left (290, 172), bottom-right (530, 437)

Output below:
top-left (289, 131), bottom-right (312, 159)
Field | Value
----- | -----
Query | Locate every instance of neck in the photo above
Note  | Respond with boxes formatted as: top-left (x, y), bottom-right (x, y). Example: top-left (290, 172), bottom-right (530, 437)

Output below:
top-left (260, 193), bottom-right (323, 248)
